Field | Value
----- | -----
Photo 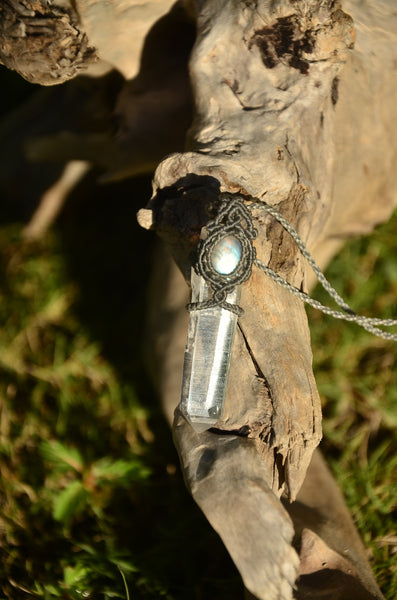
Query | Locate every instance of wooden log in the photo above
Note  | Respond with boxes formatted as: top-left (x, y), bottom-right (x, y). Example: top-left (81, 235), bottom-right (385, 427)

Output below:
top-left (74, 0), bottom-right (179, 80)
top-left (291, 450), bottom-right (383, 600)
top-left (0, 2), bottom-right (194, 188)
top-left (145, 249), bottom-right (384, 600)
top-left (142, 1), bottom-right (397, 598)
top-left (308, 0), bottom-right (397, 283)
top-left (0, 0), bottom-right (396, 597)
top-left (0, 0), bottom-right (181, 85)
top-left (149, 0), bottom-right (356, 501)
top-left (0, 0), bottom-right (98, 84)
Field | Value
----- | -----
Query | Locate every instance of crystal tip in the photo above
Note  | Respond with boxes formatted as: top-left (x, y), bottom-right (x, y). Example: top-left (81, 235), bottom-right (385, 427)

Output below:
top-left (180, 405), bottom-right (222, 433)
top-left (185, 416), bottom-right (219, 433)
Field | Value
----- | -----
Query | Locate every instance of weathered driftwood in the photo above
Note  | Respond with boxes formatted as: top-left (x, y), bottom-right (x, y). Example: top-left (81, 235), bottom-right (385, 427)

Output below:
top-left (0, 0), bottom-right (191, 85)
top-left (145, 249), bottom-right (384, 600)
top-left (144, 0), bottom-right (363, 494)
top-left (0, 2), bottom-right (194, 190)
top-left (308, 0), bottom-right (397, 283)
top-left (74, 0), bottom-right (179, 80)
top-left (0, 0), bottom-right (98, 84)
top-left (1, 0), bottom-right (397, 599)
top-left (141, 1), bottom-right (397, 599)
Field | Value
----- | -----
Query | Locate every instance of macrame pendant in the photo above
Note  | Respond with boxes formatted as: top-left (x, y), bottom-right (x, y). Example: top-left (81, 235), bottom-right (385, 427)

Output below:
top-left (180, 197), bottom-right (257, 432)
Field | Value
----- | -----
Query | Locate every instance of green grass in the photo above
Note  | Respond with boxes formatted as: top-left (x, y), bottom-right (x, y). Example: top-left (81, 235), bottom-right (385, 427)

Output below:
top-left (308, 216), bottom-right (397, 598)
top-left (0, 114), bottom-right (395, 597)
top-left (0, 198), bottom-right (395, 600)
top-left (0, 175), bottom-right (243, 600)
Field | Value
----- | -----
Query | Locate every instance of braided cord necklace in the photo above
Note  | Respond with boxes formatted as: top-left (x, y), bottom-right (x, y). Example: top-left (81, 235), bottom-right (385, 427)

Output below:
top-left (180, 194), bottom-right (397, 431)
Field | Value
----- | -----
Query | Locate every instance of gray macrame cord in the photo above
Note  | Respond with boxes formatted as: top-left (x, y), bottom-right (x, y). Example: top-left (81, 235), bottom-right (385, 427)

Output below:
top-left (187, 197), bottom-right (257, 316)
top-left (189, 194), bottom-right (397, 343)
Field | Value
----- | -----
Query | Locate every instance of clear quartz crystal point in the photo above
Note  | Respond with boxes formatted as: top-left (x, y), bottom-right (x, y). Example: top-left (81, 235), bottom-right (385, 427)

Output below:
top-left (180, 268), bottom-right (241, 432)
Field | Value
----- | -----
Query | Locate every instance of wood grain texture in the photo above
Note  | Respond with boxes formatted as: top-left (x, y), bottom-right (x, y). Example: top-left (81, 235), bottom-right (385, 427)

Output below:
top-left (308, 0), bottom-right (397, 281)
top-left (0, 0), bottom-right (97, 84)
top-left (150, 0), bottom-right (356, 502)
top-left (174, 409), bottom-right (299, 600)
top-left (75, 0), bottom-right (178, 79)
top-left (143, 1), bottom-right (396, 597)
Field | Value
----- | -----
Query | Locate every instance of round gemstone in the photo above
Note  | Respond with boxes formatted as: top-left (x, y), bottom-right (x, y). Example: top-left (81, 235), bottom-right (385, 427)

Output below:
top-left (211, 235), bottom-right (242, 275)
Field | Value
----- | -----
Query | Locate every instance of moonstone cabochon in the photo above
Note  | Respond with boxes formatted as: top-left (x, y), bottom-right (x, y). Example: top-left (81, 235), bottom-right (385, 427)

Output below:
top-left (210, 235), bottom-right (242, 275)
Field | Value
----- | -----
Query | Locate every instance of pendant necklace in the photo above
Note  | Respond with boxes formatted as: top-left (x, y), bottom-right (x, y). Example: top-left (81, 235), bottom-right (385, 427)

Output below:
top-left (178, 193), bottom-right (397, 432)
top-left (180, 195), bottom-right (257, 432)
